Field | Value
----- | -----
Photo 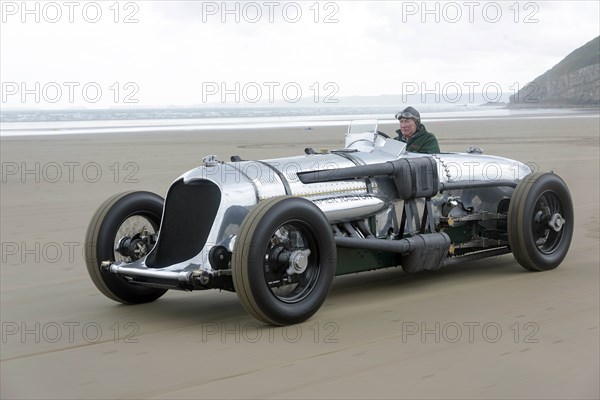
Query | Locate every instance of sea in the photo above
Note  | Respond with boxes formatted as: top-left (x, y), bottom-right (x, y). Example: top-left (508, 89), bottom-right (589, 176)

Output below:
top-left (0, 105), bottom-right (595, 137)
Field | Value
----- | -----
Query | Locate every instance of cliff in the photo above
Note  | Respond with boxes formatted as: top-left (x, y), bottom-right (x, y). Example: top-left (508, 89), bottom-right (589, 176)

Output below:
top-left (509, 36), bottom-right (600, 107)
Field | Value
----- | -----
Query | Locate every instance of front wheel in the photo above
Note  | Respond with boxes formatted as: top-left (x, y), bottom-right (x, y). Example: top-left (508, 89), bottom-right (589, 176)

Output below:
top-left (232, 197), bottom-right (337, 325)
top-left (85, 191), bottom-right (167, 304)
top-left (508, 172), bottom-right (574, 271)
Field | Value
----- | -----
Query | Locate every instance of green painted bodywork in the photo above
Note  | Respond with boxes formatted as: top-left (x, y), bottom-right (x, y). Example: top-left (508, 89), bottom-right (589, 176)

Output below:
top-left (440, 225), bottom-right (473, 244)
top-left (335, 247), bottom-right (398, 276)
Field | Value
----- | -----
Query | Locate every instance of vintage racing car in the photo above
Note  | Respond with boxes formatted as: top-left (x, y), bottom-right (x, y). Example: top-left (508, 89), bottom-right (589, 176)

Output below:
top-left (85, 121), bottom-right (573, 325)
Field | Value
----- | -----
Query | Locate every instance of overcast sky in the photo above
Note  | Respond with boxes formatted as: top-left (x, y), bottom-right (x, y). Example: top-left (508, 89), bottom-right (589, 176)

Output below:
top-left (1, 0), bottom-right (599, 108)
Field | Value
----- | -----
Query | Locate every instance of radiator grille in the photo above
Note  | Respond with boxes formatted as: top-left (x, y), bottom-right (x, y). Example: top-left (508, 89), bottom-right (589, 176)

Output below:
top-left (146, 179), bottom-right (221, 268)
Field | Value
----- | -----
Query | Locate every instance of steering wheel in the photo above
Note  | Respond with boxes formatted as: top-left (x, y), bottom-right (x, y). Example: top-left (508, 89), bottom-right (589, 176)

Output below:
top-left (376, 131), bottom-right (390, 139)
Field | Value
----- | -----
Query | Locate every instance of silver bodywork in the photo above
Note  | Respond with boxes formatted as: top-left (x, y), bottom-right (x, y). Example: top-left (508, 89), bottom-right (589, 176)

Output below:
top-left (109, 121), bottom-right (532, 285)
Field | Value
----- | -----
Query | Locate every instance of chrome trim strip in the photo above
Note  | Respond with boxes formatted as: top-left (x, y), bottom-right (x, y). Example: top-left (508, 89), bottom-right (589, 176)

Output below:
top-left (256, 160), bottom-right (292, 195)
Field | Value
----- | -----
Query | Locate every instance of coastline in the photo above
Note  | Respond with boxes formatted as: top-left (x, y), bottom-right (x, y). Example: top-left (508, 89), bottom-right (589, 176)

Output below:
top-left (506, 102), bottom-right (600, 109)
top-left (1, 106), bottom-right (598, 138)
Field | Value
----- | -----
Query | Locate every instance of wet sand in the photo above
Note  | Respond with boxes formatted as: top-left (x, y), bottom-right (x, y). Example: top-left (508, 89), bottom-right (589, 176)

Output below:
top-left (1, 114), bottom-right (599, 399)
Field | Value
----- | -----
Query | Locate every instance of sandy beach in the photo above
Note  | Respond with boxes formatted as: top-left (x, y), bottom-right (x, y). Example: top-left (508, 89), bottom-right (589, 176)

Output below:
top-left (1, 114), bottom-right (599, 399)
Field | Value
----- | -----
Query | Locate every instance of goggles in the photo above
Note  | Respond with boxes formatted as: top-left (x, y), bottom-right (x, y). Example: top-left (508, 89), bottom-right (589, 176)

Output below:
top-left (395, 111), bottom-right (419, 120)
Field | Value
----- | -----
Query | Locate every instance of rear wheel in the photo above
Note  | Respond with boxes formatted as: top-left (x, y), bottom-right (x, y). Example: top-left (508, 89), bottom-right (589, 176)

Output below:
top-left (508, 173), bottom-right (573, 271)
top-left (85, 191), bottom-right (167, 303)
top-left (232, 197), bottom-right (336, 325)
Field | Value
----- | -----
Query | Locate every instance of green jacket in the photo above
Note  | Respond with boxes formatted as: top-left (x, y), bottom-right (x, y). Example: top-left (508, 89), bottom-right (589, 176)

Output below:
top-left (395, 124), bottom-right (440, 154)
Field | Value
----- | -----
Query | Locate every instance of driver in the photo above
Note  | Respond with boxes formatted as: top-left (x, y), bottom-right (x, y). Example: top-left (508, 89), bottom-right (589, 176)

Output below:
top-left (394, 106), bottom-right (440, 154)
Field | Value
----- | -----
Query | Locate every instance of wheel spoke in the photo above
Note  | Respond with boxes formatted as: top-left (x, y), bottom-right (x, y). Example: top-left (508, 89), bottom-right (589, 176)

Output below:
top-left (263, 221), bottom-right (320, 303)
top-left (532, 191), bottom-right (566, 255)
top-left (114, 216), bottom-right (158, 262)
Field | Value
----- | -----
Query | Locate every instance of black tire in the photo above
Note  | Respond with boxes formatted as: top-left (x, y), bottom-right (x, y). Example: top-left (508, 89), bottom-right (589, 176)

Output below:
top-left (508, 172), bottom-right (574, 271)
top-left (232, 197), bottom-right (336, 325)
top-left (85, 191), bottom-right (167, 303)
